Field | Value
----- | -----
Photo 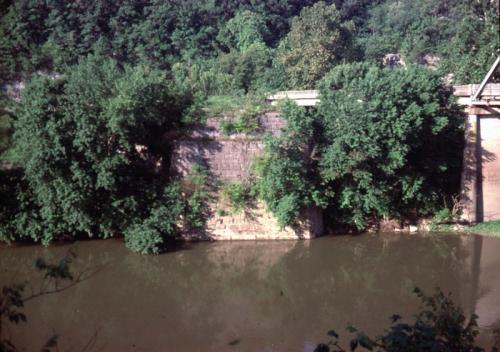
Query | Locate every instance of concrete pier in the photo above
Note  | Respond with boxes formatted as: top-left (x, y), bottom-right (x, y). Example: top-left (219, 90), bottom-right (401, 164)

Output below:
top-left (455, 84), bottom-right (500, 222)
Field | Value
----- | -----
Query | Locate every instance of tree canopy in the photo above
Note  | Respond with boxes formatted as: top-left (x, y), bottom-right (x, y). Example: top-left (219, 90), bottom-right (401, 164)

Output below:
top-left (257, 64), bottom-right (464, 229)
top-left (277, 1), bottom-right (357, 89)
top-left (0, 0), bottom-right (497, 86)
top-left (1, 55), bottom-right (196, 253)
top-left (317, 63), bottom-right (464, 228)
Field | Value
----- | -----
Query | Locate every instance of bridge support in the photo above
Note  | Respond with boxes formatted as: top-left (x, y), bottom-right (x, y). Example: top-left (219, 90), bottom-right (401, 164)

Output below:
top-left (459, 108), bottom-right (500, 223)
top-left (461, 114), bottom-right (480, 223)
top-left (455, 79), bottom-right (500, 223)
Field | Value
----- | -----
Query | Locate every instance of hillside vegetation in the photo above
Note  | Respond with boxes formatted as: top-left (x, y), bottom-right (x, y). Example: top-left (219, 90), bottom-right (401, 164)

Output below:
top-left (0, 0), bottom-right (498, 89)
top-left (0, 0), bottom-right (498, 253)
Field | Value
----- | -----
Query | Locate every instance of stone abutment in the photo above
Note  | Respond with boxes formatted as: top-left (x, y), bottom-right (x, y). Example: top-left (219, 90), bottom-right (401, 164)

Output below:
top-left (171, 113), bottom-right (323, 240)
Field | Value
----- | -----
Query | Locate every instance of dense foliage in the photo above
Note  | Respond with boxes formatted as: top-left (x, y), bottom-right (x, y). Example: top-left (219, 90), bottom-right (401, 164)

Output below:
top-left (360, 0), bottom-right (499, 83)
top-left (317, 64), bottom-right (464, 229)
top-left (0, 0), bottom-right (497, 88)
top-left (276, 2), bottom-right (357, 89)
top-left (0, 0), bottom-right (497, 249)
top-left (255, 101), bottom-right (326, 228)
top-left (257, 64), bottom-right (464, 229)
top-left (1, 56), bottom-right (192, 253)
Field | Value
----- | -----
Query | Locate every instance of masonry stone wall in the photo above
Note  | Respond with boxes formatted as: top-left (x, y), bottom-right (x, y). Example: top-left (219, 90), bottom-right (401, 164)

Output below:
top-left (171, 112), bottom-right (324, 240)
top-left (180, 201), bottom-right (324, 241)
top-left (172, 112), bottom-right (285, 181)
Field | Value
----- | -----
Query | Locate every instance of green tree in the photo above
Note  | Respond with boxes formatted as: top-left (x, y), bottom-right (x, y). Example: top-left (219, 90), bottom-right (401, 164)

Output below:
top-left (358, 0), bottom-right (499, 83)
top-left (255, 101), bottom-right (325, 228)
top-left (438, 0), bottom-right (499, 84)
top-left (215, 43), bottom-right (274, 94)
top-left (359, 0), bottom-right (443, 64)
top-left (217, 10), bottom-right (268, 52)
top-left (317, 63), bottom-right (464, 229)
top-left (0, 0), bottom-right (50, 80)
top-left (276, 1), bottom-right (357, 89)
top-left (4, 55), bottom-right (192, 253)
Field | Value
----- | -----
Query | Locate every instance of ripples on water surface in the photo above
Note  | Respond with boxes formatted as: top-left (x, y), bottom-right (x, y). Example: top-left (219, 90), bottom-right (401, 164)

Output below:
top-left (1, 233), bottom-right (499, 351)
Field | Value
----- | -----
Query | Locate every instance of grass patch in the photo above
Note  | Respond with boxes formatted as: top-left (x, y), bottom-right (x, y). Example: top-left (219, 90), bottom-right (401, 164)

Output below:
top-left (204, 94), bottom-right (265, 135)
top-left (467, 220), bottom-right (500, 237)
top-left (205, 95), bottom-right (240, 116)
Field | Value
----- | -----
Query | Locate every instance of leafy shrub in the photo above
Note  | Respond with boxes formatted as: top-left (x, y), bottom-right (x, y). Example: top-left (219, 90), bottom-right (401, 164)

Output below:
top-left (254, 101), bottom-right (326, 228)
top-left (256, 155), bottom-right (311, 228)
top-left (317, 63), bottom-right (464, 230)
top-left (2, 55), bottom-right (193, 250)
top-left (221, 182), bottom-right (250, 214)
top-left (182, 164), bottom-right (208, 230)
top-left (124, 225), bottom-right (164, 255)
top-left (124, 184), bottom-right (184, 255)
top-left (0, 168), bottom-right (49, 244)
top-left (429, 208), bottom-right (455, 231)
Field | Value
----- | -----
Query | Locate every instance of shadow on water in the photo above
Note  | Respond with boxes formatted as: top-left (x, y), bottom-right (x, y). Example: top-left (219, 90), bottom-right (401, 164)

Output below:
top-left (1, 233), bottom-right (499, 352)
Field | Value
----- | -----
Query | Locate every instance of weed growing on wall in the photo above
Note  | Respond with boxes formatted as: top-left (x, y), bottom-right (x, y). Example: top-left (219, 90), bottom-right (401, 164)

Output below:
top-left (220, 181), bottom-right (252, 214)
top-left (182, 163), bottom-right (209, 230)
top-left (205, 94), bottom-right (266, 135)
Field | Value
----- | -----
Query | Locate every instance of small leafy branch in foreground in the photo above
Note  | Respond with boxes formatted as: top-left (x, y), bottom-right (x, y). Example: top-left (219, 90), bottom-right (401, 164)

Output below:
top-left (0, 250), bottom-right (93, 352)
top-left (315, 287), bottom-right (499, 352)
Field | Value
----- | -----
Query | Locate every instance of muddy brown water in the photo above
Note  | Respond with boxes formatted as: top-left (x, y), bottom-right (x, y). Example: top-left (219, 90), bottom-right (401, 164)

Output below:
top-left (1, 233), bottom-right (499, 351)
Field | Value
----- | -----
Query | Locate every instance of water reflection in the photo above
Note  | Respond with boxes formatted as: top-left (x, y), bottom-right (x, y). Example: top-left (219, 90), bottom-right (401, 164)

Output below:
top-left (0, 233), bottom-right (498, 351)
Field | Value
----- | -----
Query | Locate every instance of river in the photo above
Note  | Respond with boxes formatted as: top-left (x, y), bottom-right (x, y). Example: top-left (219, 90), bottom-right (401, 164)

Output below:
top-left (1, 233), bottom-right (499, 351)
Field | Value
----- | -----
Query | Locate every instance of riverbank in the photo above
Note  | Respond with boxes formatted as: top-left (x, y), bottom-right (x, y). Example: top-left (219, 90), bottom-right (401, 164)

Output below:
top-left (375, 217), bottom-right (500, 238)
top-left (464, 220), bottom-right (500, 237)
top-left (424, 220), bottom-right (500, 238)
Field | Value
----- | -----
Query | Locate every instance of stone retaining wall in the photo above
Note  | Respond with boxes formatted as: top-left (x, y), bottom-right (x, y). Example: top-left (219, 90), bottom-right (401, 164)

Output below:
top-left (171, 113), bottom-right (324, 240)
top-left (171, 113), bottom-right (284, 182)
top-left (180, 201), bottom-right (324, 241)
